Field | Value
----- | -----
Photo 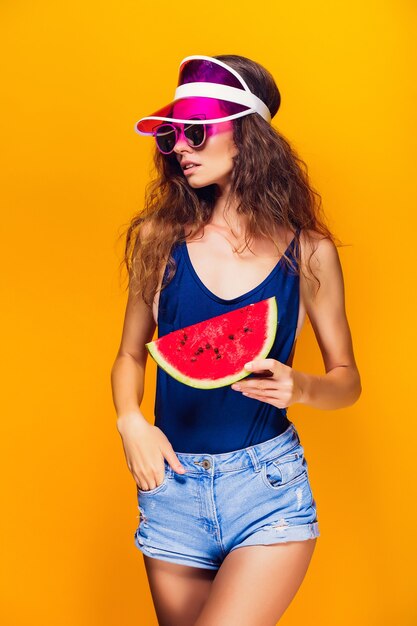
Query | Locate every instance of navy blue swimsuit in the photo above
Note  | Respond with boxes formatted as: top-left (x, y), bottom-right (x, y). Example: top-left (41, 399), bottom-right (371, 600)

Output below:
top-left (154, 230), bottom-right (301, 454)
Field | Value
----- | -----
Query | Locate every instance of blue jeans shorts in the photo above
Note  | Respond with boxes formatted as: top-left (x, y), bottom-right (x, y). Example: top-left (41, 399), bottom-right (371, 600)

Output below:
top-left (134, 422), bottom-right (320, 570)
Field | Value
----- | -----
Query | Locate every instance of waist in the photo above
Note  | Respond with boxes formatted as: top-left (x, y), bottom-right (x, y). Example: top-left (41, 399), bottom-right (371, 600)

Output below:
top-left (163, 422), bottom-right (300, 473)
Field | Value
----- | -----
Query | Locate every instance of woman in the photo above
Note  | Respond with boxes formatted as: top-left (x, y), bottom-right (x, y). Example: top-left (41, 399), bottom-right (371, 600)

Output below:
top-left (111, 55), bottom-right (362, 625)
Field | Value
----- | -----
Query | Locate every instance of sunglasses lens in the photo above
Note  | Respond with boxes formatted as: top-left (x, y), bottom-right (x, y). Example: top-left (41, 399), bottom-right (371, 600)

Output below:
top-left (184, 123), bottom-right (206, 147)
top-left (155, 124), bottom-right (177, 153)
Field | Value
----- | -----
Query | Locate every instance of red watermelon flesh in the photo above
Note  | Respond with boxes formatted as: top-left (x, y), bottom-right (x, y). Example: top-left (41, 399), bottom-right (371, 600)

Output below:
top-left (145, 296), bottom-right (278, 389)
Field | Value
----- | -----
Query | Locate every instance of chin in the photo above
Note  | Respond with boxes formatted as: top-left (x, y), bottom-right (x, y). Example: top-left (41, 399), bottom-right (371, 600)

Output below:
top-left (188, 177), bottom-right (216, 188)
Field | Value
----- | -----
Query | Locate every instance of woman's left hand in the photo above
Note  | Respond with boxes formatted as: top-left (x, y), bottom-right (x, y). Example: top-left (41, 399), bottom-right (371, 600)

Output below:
top-left (230, 358), bottom-right (306, 409)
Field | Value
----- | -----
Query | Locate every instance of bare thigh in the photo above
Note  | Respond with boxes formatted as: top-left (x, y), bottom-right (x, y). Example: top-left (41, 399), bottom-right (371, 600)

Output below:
top-left (143, 555), bottom-right (218, 626)
top-left (194, 538), bottom-right (318, 626)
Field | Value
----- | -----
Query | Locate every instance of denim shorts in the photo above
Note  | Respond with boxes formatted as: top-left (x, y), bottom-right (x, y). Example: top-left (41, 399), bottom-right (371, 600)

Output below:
top-left (134, 422), bottom-right (320, 570)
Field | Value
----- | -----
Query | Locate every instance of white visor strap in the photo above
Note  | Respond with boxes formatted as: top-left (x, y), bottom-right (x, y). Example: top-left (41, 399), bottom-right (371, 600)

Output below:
top-left (173, 82), bottom-right (271, 123)
top-left (135, 108), bottom-right (266, 134)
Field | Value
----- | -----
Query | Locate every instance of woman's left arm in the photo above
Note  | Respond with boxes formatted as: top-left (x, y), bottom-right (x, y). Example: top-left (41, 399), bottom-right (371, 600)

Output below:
top-left (231, 234), bottom-right (362, 410)
top-left (293, 234), bottom-right (362, 409)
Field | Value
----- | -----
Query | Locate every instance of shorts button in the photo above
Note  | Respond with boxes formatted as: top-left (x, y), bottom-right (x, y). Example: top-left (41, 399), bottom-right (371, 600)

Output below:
top-left (202, 459), bottom-right (211, 469)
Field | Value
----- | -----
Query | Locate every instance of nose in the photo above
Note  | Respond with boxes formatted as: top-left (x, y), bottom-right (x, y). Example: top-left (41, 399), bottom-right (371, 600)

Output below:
top-left (172, 127), bottom-right (194, 156)
top-left (173, 139), bottom-right (192, 156)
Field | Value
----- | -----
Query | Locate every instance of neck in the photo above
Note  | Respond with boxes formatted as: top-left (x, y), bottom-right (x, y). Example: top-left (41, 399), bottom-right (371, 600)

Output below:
top-left (211, 185), bottom-right (248, 236)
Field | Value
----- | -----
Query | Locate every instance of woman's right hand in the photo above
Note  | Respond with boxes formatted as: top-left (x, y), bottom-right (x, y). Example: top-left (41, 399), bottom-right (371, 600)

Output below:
top-left (116, 413), bottom-right (186, 490)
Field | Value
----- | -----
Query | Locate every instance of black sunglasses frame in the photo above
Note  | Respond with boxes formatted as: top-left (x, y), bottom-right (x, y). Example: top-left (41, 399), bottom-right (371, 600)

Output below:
top-left (153, 114), bottom-right (209, 155)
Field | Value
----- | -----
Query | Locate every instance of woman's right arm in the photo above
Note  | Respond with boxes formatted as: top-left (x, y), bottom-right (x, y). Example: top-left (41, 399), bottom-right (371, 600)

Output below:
top-left (110, 282), bottom-right (156, 429)
top-left (110, 238), bottom-right (185, 490)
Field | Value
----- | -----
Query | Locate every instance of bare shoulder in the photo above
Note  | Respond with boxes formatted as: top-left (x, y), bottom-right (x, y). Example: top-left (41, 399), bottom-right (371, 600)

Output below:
top-left (299, 228), bottom-right (339, 262)
top-left (299, 228), bottom-right (343, 301)
top-left (299, 228), bottom-right (340, 271)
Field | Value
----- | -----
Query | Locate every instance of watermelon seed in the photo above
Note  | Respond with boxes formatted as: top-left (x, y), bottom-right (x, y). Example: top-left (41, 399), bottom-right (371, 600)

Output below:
top-left (228, 334), bottom-right (235, 340)
top-left (180, 340), bottom-right (185, 345)
top-left (205, 343), bottom-right (211, 349)
top-left (243, 327), bottom-right (253, 333)
top-left (183, 333), bottom-right (188, 340)
top-left (214, 348), bottom-right (219, 354)
top-left (191, 357), bottom-right (197, 362)
top-left (216, 354), bottom-right (222, 359)
top-left (198, 347), bottom-right (204, 353)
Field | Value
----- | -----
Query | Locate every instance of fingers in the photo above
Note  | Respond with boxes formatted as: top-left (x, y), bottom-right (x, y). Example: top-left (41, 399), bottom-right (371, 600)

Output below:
top-left (129, 428), bottom-right (187, 491)
top-left (232, 379), bottom-right (278, 392)
top-left (244, 358), bottom-right (280, 372)
top-left (134, 456), bottom-right (165, 491)
top-left (136, 464), bottom-right (165, 491)
top-left (250, 370), bottom-right (275, 377)
top-left (239, 389), bottom-right (288, 408)
top-left (231, 376), bottom-right (289, 408)
top-left (241, 388), bottom-right (281, 399)
top-left (243, 392), bottom-right (284, 404)
top-left (137, 450), bottom-right (186, 491)
top-left (163, 445), bottom-right (186, 474)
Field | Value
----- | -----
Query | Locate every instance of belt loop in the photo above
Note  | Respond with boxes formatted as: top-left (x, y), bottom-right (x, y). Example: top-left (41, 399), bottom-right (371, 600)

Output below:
top-left (246, 447), bottom-right (261, 472)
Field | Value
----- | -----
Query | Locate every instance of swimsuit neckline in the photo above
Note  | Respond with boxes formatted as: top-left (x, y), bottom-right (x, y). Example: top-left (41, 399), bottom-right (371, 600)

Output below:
top-left (181, 235), bottom-right (297, 305)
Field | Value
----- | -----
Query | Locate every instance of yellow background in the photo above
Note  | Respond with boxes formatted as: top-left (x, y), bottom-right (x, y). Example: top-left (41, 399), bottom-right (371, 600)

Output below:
top-left (1, 1), bottom-right (416, 624)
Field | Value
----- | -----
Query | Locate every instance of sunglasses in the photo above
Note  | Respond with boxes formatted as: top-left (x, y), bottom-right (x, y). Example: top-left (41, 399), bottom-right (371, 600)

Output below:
top-left (153, 115), bottom-right (208, 155)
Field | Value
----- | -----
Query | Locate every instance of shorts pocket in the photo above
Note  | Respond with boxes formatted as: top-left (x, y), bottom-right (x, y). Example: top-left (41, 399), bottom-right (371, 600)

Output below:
top-left (261, 448), bottom-right (307, 491)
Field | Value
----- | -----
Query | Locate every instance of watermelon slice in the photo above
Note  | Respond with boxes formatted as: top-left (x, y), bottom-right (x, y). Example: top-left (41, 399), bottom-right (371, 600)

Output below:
top-left (145, 296), bottom-right (278, 389)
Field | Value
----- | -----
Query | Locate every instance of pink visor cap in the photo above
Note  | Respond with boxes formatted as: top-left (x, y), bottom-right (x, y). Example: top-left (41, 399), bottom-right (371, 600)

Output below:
top-left (134, 55), bottom-right (274, 136)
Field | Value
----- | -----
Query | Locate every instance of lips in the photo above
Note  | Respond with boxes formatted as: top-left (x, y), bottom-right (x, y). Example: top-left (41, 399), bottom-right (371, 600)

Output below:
top-left (182, 164), bottom-right (201, 177)
top-left (181, 162), bottom-right (201, 170)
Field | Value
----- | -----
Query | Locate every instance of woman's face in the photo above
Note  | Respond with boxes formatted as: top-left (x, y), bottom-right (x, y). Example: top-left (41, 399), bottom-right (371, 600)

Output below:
top-left (170, 98), bottom-right (238, 191)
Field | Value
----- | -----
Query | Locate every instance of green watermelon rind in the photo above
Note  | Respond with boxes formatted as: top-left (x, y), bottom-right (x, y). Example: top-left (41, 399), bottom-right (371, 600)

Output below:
top-left (146, 297), bottom-right (278, 390)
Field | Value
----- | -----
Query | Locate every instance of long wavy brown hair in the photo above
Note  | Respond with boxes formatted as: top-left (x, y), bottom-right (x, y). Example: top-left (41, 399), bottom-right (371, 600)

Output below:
top-left (119, 54), bottom-right (342, 309)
